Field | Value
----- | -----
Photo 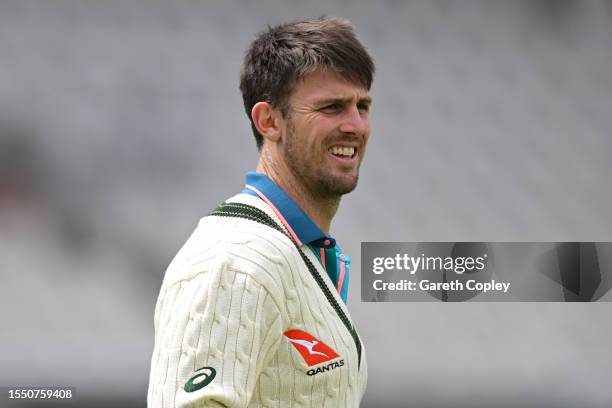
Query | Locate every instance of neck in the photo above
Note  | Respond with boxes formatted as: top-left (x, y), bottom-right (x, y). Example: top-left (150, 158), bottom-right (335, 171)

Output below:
top-left (255, 152), bottom-right (340, 235)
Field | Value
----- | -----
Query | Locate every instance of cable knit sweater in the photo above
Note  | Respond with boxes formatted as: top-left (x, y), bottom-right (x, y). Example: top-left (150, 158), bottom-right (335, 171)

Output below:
top-left (147, 193), bottom-right (367, 407)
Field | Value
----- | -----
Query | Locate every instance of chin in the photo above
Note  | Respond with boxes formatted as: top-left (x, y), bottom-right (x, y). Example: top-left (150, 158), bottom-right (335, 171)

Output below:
top-left (318, 175), bottom-right (359, 196)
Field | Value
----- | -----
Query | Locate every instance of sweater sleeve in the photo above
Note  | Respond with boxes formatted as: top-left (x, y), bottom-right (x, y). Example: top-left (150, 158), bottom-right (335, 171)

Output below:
top-left (147, 254), bottom-right (284, 407)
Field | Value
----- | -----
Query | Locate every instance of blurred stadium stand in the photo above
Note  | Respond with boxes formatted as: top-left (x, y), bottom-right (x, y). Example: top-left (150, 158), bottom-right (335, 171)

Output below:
top-left (1, 1), bottom-right (611, 406)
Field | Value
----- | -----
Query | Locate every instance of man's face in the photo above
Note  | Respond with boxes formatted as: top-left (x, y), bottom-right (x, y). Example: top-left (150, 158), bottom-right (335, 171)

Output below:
top-left (280, 69), bottom-right (371, 198)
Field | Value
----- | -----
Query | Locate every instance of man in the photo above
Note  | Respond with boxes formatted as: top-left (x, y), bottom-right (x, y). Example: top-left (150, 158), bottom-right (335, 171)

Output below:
top-left (148, 16), bottom-right (374, 407)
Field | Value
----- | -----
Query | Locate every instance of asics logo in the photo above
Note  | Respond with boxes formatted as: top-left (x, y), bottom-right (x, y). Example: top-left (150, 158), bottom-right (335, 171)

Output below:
top-left (184, 366), bottom-right (216, 393)
top-left (284, 329), bottom-right (340, 367)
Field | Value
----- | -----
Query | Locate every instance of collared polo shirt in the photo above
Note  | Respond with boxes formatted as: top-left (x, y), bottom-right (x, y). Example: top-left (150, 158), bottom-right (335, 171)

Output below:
top-left (241, 172), bottom-right (350, 303)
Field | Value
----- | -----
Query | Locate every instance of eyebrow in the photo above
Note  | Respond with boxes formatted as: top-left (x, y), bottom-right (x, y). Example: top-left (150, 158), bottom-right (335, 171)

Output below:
top-left (315, 96), bottom-right (372, 107)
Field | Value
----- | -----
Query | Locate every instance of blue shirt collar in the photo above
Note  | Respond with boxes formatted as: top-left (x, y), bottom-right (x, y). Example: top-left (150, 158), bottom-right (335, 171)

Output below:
top-left (242, 172), bottom-right (336, 249)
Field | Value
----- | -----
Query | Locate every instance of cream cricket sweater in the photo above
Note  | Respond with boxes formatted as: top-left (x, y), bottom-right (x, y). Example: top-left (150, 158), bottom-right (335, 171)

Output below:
top-left (147, 193), bottom-right (367, 407)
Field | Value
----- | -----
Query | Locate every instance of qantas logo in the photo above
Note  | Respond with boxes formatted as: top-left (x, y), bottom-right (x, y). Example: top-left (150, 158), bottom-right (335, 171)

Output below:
top-left (284, 329), bottom-right (340, 367)
top-left (287, 338), bottom-right (330, 358)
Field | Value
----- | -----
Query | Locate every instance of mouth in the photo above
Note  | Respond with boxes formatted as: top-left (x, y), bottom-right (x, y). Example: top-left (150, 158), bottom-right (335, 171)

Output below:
top-left (328, 145), bottom-right (357, 160)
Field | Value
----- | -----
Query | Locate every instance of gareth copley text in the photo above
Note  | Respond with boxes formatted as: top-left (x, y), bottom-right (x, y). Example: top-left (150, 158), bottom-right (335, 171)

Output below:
top-left (373, 279), bottom-right (511, 293)
top-left (372, 253), bottom-right (488, 275)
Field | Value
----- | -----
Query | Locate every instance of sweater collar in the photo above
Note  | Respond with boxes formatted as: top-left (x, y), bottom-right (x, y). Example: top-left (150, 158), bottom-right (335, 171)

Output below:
top-left (242, 172), bottom-right (336, 249)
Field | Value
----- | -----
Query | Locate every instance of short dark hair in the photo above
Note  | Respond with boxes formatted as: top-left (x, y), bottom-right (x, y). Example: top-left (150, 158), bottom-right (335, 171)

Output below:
top-left (239, 16), bottom-right (375, 150)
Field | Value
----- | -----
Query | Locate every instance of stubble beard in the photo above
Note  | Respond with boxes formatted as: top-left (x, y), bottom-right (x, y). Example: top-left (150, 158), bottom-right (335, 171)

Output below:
top-left (283, 120), bottom-right (361, 200)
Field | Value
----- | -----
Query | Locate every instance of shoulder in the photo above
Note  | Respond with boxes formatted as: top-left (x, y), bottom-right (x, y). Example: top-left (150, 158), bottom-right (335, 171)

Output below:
top-left (158, 193), bottom-right (301, 308)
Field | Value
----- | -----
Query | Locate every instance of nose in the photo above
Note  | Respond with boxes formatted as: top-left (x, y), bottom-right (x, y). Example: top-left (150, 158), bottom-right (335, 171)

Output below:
top-left (339, 105), bottom-right (369, 135)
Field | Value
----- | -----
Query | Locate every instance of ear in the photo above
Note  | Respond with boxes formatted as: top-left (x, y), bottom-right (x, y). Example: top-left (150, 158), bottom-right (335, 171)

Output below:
top-left (251, 102), bottom-right (282, 144)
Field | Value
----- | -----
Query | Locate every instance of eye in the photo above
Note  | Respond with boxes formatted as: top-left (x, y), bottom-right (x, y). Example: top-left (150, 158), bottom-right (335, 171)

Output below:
top-left (357, 103), bottom-right (370, 114)
top-left (320, 103), bottom-right (343, 113)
